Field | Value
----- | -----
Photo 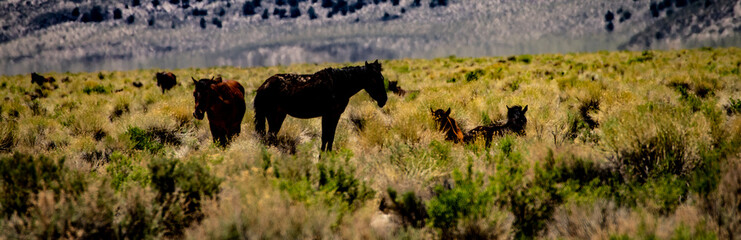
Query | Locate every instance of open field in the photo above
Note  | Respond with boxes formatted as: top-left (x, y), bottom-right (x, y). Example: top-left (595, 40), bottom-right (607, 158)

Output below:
top-left (1, 47), bottom-right (741, 239)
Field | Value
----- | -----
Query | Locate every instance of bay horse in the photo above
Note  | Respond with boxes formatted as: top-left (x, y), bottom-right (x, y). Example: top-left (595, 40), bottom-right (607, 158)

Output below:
top-left (192, 76), bottom-right (246, 147)
top-left (254, 60), bottom-right (388, 151)
top-left (465, 105), bottom-right (528, 147)
top-left (430, 108), bottom-right (465, 143)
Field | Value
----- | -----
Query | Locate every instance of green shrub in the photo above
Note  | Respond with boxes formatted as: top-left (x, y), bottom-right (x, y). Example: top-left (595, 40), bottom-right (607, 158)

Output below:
top-left (115, 189), bottom-right (163, 239)
top-left (429, 140), bottom-right (452, 166)
top-left (465, 69), bottom-right (485, 82)
top-left (317, 162), bottom-right (375, 210)
top-left (427, 164), bottom-right (496, 238)
top-left (726, 97), bottom-right (741, 115)
top-left (489, 141), bottom-right (562, 238)
top-left (0, 152), bottom-right (86, 217)
top-left (149, 157), bottom-right (222, 237)
top-left (517, 54), bottom-right (533, 64)
top-left (4, 186), bottom-right (117, 239)
top-left (672, 83), bottom-right (703, 112)
top-left (627, 51), bottom-right (654, 64)
top-left (83, 84), bottom-right (109, 94)
top-left (384, 188), bottom-right (428, 228)
top-left (106, 152), bottom-right (149, 191)
top-left (125, 126), bottom-right (164, 153)
top-left (615, 127), bottom-right (695, 183)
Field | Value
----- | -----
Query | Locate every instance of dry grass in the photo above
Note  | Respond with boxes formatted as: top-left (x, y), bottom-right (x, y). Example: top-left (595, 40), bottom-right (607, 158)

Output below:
top-left (1, 47), bottom-right (740, 239)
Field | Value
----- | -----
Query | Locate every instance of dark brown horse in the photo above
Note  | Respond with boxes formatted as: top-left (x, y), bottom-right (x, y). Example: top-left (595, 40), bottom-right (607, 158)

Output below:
top-left (156, 72), bottom-right (177, 93)
top-left (31, 72), bottom-right (57, 89)
top-left (192, 76), bottom-right (246, 147)
top-left (430, 108), bottom-right (465, 143)
top-left (254, 60), bottom-right (388, 151)
top-left (465, 105), bottom-right (528, 147)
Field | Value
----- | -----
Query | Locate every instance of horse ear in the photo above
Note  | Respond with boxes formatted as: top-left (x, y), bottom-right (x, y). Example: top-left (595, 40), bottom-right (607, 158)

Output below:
top-left (430, 108), bottom-right (434, 113)
top-left (374, 59), bottom-right (379, 64)
top-left (523, 105), bottom-right (528, 113)
top-left (192, 77), bottom-right (197, 85)
top-left (445, 108), bottom-right (451, 115)
top-left (210, 76), bottom-right (215, 82)
top-left (365, 61), bottom-right (369, 65)
top-left (506, 105), bottom-right (510, 109)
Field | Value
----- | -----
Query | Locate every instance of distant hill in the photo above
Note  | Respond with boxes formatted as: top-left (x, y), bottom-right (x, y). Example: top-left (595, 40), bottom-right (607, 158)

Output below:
top-left (0, 0), bottom-right (739, 75)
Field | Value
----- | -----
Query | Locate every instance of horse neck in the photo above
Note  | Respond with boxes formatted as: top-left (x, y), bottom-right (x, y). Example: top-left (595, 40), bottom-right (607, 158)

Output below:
top-left (504, 120), bottom-right (525, 134)
top-left (443, 117), bottom-right (462, 135)
top-left (330, 67), bottom-right (367, 98)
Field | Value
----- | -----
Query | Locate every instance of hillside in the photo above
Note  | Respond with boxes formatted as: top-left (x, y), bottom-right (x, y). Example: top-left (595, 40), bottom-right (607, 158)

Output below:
top-left (1, 0), bottom-right (740, 75)
top-left (1, 48), bottom-right (741, 238)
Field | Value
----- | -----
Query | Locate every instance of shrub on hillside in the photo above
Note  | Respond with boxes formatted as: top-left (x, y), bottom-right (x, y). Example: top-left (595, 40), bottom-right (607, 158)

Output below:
top-left (2, 186), bottom-right (117, 239)
top-left (465, 69), bottom-right (484, 82)
top-left (317, 162), bottom-right (375, 209)
top-left (725, 97), bottom-right (741, 115)
top-left (149, 156), bottom-right (222, 236)
top-left (0, 152), bottom-right (86, 217)
top-left (125, 126), bottom-right (164, 153)
top-left (427, 164), bottom-right (506, 238)
top-left (382, 188), bottom-right (428, 228)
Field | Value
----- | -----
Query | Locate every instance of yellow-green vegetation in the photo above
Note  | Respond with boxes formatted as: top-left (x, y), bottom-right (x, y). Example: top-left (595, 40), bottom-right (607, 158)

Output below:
top-left (1, 47), bottom-right (741, 239)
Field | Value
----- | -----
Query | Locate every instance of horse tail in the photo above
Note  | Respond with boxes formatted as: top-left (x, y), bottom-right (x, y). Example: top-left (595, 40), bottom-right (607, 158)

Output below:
top-left (253, 91), bottom-right (267, 136)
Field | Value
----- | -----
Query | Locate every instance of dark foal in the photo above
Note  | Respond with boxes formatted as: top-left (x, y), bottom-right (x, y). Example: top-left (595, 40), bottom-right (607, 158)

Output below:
top-left (465, 105), bottom-right (528, 147)
top-left (430, 108), bottom-right (465, 143)
top-left (192, 76), bottom-right (246, 147)
top-left (254, 60), bottom-right (388, 151)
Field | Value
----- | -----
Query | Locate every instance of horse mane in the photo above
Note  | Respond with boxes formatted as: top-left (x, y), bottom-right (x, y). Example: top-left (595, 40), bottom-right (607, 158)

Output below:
top-left (315, 64), bottom-right (380, 81)
top-left (433, 112), bottom-right (464, 143)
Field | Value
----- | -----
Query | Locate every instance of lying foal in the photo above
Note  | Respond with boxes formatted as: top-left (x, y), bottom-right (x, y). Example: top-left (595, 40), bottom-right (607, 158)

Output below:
top-left (430, 108), bottom-right (465, 143)
top-left (465, 105), bottom-right (528, 147)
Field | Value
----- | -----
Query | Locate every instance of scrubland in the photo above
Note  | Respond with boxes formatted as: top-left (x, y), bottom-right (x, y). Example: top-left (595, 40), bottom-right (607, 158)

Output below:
top-left (1, 47), bottom-right (740, 239)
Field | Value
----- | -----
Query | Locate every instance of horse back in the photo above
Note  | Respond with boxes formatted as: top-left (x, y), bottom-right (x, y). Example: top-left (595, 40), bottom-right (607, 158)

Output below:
top-left (216, 80), bottom-right (246, 101)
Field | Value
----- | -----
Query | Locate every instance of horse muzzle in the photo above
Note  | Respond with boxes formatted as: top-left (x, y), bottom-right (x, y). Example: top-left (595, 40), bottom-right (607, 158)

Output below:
top-left (377, 99), bottom-right (387, 108)
top-left (193, 111), bottom-right (204, 120)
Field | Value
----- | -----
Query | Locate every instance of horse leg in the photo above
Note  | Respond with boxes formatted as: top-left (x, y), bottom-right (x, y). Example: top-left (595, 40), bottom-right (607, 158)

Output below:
top-left (267, 113), bottom-right (286, 136)
top-left (321, 114), bottom-right (341, 151)
top-left (210, 126), bottom-right (226, 147)
top-left (226, 123), bottom-right (241, 143)
top-left (265, 113), bottom-right (286, 146)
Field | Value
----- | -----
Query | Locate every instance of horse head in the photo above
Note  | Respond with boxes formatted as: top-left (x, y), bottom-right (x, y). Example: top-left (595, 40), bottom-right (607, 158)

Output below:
top-left (388, 81), bottom-right (399, 91)
top-left (430, 107), bottom-right (452, 122)
top-left (192, 76), bottom-right (222, 120)
top-left (363, 60), bottom-right (387, 108)
top-left (430, 107), bottom-right (464, 142)
top-left (506, 105), bottom-right (528, 129)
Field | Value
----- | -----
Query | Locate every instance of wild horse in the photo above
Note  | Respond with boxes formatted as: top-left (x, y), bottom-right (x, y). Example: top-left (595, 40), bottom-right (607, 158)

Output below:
top-left (254, 60), bottom-right (388, 151)
top-left (192, 76), bottom-right (246, 147)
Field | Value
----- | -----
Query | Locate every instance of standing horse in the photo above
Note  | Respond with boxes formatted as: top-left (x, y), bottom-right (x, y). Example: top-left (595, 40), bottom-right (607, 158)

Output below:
top-left (192, 76), bottom-right (246, 147)
top-left (254, 60), bottom-right (388, 151)
top-left (430, 108), bottom-right (465, 143)
top-left (156, 72), bottom-right (177, 94)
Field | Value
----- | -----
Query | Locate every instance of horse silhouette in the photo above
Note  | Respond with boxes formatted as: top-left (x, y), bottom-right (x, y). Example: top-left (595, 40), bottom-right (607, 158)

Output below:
top-left (156, 72), bottom-right (177, 93)
top-left (465, 105), bottom-right (528, 147)
top-left (254, 60), bottom-right (388, 151)
top-left (192, 76), bottom-right (246, 147)
top-left (31, 72), bottom-right (57, 89)
top-left (430, 108), bottom-right (465, 143)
